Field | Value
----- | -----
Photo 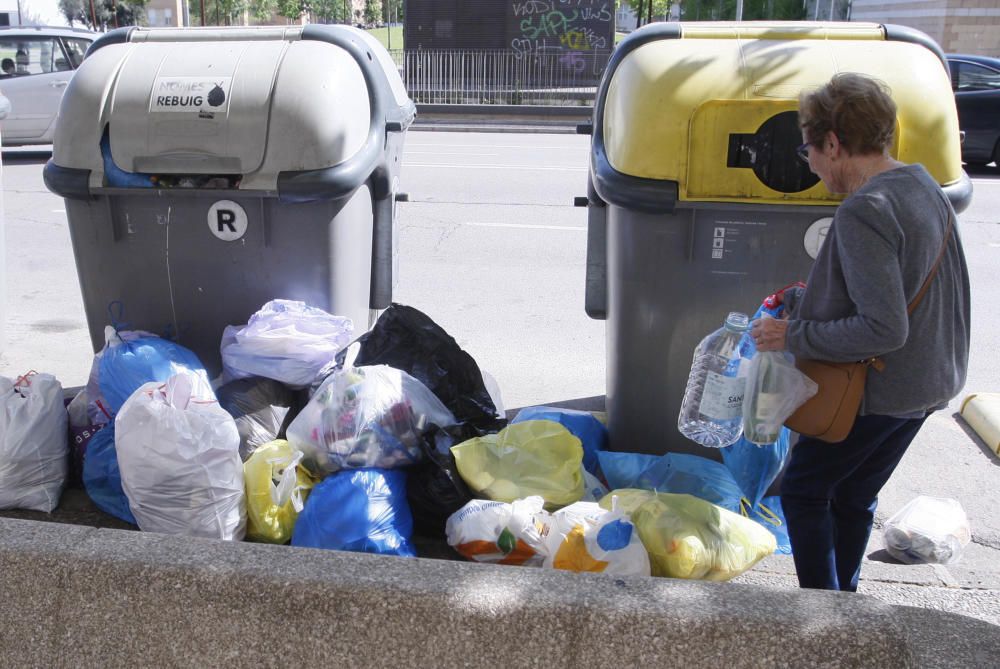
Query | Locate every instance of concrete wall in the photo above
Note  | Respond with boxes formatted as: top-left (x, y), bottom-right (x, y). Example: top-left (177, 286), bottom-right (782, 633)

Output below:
top-left (2, 516), bottom-right (999, 667)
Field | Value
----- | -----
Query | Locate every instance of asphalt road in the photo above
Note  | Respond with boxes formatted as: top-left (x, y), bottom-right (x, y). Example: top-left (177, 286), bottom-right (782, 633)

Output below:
top-left (2, 132), bottom-right (999, 624)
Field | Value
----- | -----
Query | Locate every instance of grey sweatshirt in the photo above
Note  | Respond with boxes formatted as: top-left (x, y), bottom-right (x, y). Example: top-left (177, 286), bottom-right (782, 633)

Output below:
top-left (783, 163), bottom-right (971, 417)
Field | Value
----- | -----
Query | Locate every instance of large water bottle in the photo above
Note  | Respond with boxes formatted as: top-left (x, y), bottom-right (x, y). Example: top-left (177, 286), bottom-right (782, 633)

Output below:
top-left (678, 312), bottom-right (749, 448)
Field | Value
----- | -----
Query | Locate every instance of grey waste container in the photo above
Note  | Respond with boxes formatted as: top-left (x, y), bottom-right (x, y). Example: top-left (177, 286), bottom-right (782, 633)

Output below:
top-left (43, 25), bottom-right (414, 375)
top-left (581, 21), bottom-right (972, 460)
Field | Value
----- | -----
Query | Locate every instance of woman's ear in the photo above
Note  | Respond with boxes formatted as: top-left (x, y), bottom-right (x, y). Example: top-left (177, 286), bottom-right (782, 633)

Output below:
top-left (826, 131), bottom-right (843, 159)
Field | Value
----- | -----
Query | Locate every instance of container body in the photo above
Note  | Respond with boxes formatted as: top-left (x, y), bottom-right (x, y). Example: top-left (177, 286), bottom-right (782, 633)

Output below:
top-left (44, 26), bottom-right (415, 374)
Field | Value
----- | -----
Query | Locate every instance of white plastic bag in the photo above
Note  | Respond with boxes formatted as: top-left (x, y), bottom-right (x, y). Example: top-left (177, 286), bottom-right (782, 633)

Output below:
top-left (0, 373), bottom-right (68, 512)
top-left (884, 496), bottom-right (972, 565)
top-left (742, 348), bottom-right (818, 445)
top-left (221, 299), bottom-right (353, 387)
top-left (115, 374), bottom-right (246, 540)
top-left (543, 497), bottom-right (650, 576)
top-left (286, 349), bottom-right (455, 474)
top-left (445, 496), bottom-right (549, 566)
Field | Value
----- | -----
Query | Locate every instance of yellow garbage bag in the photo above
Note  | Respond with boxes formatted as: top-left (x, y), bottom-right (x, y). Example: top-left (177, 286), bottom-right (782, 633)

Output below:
top-left (244, 440), bottom-right (318, 544)
top-left (600, 489), bottom-right (776, 581)
top-left (451, 420), bottom-right (584, 510)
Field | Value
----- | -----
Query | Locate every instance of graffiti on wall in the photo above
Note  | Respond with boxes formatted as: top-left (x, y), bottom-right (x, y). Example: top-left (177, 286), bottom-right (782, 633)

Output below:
top-left (508, 0), bottom-right (614, 66)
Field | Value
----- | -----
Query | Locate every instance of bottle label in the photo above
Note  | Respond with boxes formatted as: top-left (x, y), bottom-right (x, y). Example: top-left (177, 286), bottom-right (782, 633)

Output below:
top-left (754, 392), bottom-right (782, 422)
top-left (699, 372), bottom-right (745, 420)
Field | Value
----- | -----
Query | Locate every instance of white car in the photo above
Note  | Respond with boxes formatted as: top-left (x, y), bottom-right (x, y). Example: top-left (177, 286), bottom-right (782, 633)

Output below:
top-left (0, 26), bottom-right (97, 146)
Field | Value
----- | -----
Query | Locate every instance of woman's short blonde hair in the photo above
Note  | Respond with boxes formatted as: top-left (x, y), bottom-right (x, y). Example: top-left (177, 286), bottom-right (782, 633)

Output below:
top-left (799, 73), bottom-right (897, 156)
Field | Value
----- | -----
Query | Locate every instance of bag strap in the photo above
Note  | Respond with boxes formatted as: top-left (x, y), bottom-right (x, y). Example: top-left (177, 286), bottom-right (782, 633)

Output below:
top-left (867, 197), bottom-right (953, 373)
top-left (906, 200), bottom-right (954, 316)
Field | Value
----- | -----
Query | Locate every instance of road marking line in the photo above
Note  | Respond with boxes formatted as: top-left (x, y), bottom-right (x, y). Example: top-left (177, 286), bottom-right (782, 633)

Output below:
top-left (406, 144), bottom-right (587, 150)
top-left (406, 151), bottom-right (499, 156)
top-left (404, 163), bottom-right (587, 172)
top-left (462, 221), bottom-right (585, 231)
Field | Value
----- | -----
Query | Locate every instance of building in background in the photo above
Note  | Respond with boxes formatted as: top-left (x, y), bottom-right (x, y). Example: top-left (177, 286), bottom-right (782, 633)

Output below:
top-left (0, 0), bottom-right (17, 25)
top-left (849, 0), bottom-right (1000, 55)
top-left (145, 0), bottom-right (184, 26)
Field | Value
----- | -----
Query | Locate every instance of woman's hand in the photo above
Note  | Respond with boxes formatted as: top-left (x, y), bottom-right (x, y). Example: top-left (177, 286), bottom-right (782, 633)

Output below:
top-left (751, 316), bottom-right (788, 352)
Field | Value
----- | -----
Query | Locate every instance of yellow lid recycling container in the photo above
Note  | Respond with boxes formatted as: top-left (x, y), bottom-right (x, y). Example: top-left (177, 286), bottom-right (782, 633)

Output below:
top-left (582, 22), bottom-right (971, 459)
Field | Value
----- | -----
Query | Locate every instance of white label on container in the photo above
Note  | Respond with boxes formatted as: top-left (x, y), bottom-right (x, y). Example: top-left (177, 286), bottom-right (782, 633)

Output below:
top-left (207, 200), bottom-right (247, 241)
top-left (699, 372), bottom-right (745, 420)
top-left (150, 77), bottom-right (233, 113)
top-left (804, 217), bottom-right (833, 259)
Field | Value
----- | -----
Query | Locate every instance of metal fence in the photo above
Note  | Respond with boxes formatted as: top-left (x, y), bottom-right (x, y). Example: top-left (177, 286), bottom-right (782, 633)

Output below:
top-left (389, 49), bottom-right (610, 105)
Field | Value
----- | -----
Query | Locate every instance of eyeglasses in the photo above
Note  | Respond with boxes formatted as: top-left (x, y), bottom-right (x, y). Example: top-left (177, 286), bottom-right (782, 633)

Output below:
top-left (796, 142), bottom-right (811, 164)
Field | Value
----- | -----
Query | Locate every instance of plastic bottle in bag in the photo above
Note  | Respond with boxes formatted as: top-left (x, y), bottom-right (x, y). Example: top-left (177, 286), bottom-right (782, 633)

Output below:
top-left (678, 312), bottom-right (748, 448)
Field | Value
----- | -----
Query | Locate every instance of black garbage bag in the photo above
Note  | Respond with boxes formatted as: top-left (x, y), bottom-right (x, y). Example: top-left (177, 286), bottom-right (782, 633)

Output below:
top-left (319, 303), bottom-right (505, 431)
top-left (407, 422), bottom-right (484, 537)
top-left (217, 377), bottom-right (298, 461)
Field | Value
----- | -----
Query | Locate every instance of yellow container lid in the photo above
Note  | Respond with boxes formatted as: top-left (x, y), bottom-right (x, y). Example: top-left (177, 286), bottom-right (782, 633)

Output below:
top-left (597, 22), bottom-right (964, 206)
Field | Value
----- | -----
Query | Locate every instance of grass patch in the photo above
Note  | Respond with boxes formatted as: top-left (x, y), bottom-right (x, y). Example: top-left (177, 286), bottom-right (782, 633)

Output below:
top-left (366, 25), bottom-right (404, 50)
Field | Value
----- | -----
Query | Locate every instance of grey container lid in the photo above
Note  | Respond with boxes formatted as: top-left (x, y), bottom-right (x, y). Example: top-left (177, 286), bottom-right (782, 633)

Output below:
top-left (44, 25), bottom-right (414, 203)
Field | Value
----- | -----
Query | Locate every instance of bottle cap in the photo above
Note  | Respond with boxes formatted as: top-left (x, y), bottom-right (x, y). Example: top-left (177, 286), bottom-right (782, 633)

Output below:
top-left (724, 312), bottom-right (750, 332)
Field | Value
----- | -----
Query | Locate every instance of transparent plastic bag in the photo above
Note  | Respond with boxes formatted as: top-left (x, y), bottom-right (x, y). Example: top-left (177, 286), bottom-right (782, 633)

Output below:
top-left (445, 496), bottom-right (549, 566)
top-left (115, 374), bottom-right (246, 540)
top-left (451, 420), bottom-right (585, 511)
top-left (244, 440), bottom-right (318, 544)
top-left (884, 496), bottom-right (972, 565)
top-left (742, 347), bottom-right (818, 445)
top-left (601, 489), bottom-right (776, 581)
top-left (221, 299), bottom-right (353, 388)
top-left (0, 373), bottom-right (68, 512)
top-left (217, 377), bottom-right (296, 461)
top-left (286, 352), bottom-right (455, 475)
top-left (512, 406), bottom-right (608, 477)
top-left (544, 497), bottom-right (650, 576)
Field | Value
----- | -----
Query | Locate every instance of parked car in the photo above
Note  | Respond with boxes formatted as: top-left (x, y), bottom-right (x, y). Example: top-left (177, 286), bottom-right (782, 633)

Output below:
top-left (0, 26), bottom-right (97, 146)
top-left (947, 54), bottom-right (1000, 166)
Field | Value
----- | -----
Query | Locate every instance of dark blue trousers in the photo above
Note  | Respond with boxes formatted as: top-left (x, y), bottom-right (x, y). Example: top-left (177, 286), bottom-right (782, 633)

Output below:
top-left (780, 413), bottom-right (928, 592)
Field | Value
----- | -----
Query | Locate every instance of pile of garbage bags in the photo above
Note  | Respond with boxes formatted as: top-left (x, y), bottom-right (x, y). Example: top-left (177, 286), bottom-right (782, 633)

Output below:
top-left (1, 298), bottom-right (818, 582)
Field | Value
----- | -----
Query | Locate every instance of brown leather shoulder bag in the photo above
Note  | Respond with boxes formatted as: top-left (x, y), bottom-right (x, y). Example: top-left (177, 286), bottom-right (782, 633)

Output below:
top-left (784, 206), bottom-right (954, 443)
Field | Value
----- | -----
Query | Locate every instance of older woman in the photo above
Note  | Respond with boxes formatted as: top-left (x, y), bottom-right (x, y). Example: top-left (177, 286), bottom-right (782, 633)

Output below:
top-left (751, 73), bottom-right (971, 591)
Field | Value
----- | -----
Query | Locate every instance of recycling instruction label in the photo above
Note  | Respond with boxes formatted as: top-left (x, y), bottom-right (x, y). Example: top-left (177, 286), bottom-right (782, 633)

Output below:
top-left (150, 77), bottom-right (232, 113)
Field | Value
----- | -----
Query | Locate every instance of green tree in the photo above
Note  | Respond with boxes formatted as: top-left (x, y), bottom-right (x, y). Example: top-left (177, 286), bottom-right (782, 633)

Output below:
top-left (274, 0), bottom-right (304, 21)
top-left (363, 0), bottom-right (381, 25)
top-left (680, 0), bottom-right (806, 21)
top-left (311, 0), bottom-right (351, 23)
top-left (60, 0), bottom-right (147, 29)
top-left (619, 0), bottom-right (673, 26)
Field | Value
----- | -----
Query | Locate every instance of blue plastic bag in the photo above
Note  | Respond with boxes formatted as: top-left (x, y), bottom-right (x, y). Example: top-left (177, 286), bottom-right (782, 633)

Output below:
top-left (292, 468), bottom-right (416, 557)
top-left (721, 430), bottom-right (791, 511)
top-left (598, 451), bottom-right (658, 491)
top-left (98, 331), bottom-right (209, 414)
top-left (81, 424), bottom-right (137, 525)
top-left (752, 495), bottom-right (792, 555)
top-left (512, 406), bottom-right (608, 476)
top-left (597, 451), bottom-right (745, 513)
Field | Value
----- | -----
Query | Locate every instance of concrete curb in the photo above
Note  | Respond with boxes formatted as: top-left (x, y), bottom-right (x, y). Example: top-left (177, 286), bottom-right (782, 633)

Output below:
top-left (2, 516), bottom-right (998, 667)
top-left (411, 103), bottom-right (591, 134)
